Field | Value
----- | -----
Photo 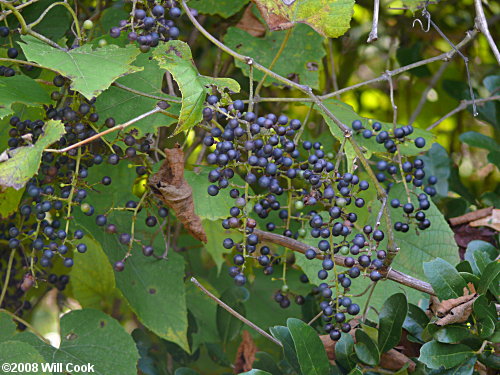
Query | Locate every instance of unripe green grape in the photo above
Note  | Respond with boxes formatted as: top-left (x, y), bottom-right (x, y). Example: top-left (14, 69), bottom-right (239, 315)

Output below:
top-left (336, 197), bottom-right (347, 207)
top-left (298, 228), bottom-right (306, 237)
top-left (80, 203), bottom-right (91, 213)
top-left (281, 285), bottom-right (289, 293)
top-left (83, 20), bottom-right (94, 30)
top-left (98, 39), bottom-right (107, 47)
top-left (294, 200), bottom-right (304, 210)
top-left (340, 246), bottom-right (349, 255)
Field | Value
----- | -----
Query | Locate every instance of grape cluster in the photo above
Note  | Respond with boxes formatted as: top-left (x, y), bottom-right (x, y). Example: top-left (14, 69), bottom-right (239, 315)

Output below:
top-left (0, 73), bottom-right (172, 315)
top-left (351, 119), bottom-right (426, 153)
top-left (202, 96), bottom-right (437, 341)
top-left (0, 26), bottom-right (18, 77)
top-left (110, 1), bottom-right (187, 52)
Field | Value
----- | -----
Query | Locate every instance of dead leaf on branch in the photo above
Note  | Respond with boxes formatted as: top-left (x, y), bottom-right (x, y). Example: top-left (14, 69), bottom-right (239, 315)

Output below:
top-left (236, 5), bottom-right (267, 37)
top-left (148, 146), bottom-right (207, 243)
top-left (234, 330), bottom-right (257, 373)
top-left (428, 283), bottom-right (478, 326)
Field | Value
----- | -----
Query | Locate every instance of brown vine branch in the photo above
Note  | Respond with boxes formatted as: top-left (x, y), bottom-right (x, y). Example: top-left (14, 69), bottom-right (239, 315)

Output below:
top-left (474, 0), bottom-right (500, 65)
top-left (426, 95), bottom-right (500, 130)
top-left (190, 277), bottom-right (282, 347)
top-left (254, 229), bottom-right (436, 295)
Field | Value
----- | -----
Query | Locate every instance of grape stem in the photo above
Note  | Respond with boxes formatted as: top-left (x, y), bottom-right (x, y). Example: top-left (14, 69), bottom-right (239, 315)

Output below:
top-left (474, 0), bottom-right (500, 65)
top-left (190, 277), bottom-right (283, 347)
top-left (0, 249), bottom-right (16, 308)
top-left (254, 229), bottom-right (436, 295)
top-left (367, 0), bottom-right (380, 43)
top-left (0, 0), bottom-right (39, 22)
top-left (0, 309), bottom-right (51, 345)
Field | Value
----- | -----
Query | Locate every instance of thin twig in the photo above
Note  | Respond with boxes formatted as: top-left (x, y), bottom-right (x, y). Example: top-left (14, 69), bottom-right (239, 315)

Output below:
top-left (190, 277), bottom-right (282, 347)
top-left (0, 250), bottom-right (16, 308)
top-left (44, 107), bottom-right (169, 153)
top-left (367, 0), bottom-right (380, 43)
top-left (427, 95), bottom-right (500, 130)
top-left (254, 229), bottom-right (436, 295)
top-left (474, 0), bottom-right (500, 65)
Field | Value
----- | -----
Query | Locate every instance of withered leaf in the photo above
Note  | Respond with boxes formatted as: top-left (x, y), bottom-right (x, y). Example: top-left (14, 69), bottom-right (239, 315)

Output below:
top-left (149, 146), bottom-right (207, 243)
top-left (428, 283), bottom-right (478, 326)
top-left (234, 330), bottom-right (257, 373)
top-left (236, 5), bottom-right (267, 37)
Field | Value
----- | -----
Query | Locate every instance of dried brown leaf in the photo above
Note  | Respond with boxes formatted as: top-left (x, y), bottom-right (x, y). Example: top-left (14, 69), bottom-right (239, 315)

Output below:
top-left (149, 146), bottom-right (207, 243)
top-left (435, 296), bottom-right (477, 326)
top-left (428, 283), bottom-right (478, 326)
top-left (470, 209), bottom-right (500, 232)
top-left (234, 331), bottom-right (257, 373)
top-left (236, 5), bottom-right (267, 37)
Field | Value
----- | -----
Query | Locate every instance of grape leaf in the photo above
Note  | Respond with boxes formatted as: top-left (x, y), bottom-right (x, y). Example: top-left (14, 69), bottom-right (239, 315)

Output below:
top-left (73, 162), bottom-right (189, 352)
top-left (0, 341), bottom-right (48, 373)
top-left (153, 41), bottom-right (240, 135)
top-left (224, 24), bottom-right (326, 89)
top-left (16, 309), bottom-right (139, 375)
top-left (95, 52), bottom-right (180, 139)
top-left (0, 187), bottom-right (24, 218)
top-left (19, 35), bottom-right (142, 100)
top-left (190, 0), bottom-right (249, 17)
top-left (70, 233), bottom-right (117, 309)
top-left (0, 120), bottom-right (64, 190)
top-left (253, 0), bottom-right (355, 38)
top-left (0, 75), bottom-right (51, 119)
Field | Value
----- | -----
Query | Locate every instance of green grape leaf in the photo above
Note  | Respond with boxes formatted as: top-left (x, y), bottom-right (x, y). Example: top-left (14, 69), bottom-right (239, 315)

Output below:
top-left (16, 309), bottom-right (139, 375)
top-left (190, 0), bottom-right (249, 17)
top-left (95, 52), bottom-right (180, 139)
top-left (0, 75), bottom-right (51, 119)
top-left (19, 35), bottom-right (142, 99)
top-left (0, 341), bottom-right (48, 373)
top-left (378, 293), bottom-right (408, 353)
top-left (354, 329), bottom-right (380, 366)
top-left (185, 167), bottom-right (247, 221)
top-left (224, 24), bottom-right (326, 90)
top-left (202, 219), bottom-right (241, 273)
top-left (0, 187), bottom-right (24, 218)
top-left (253, 0), bottom-right (355, 38)
top-left (424, 258), bottom-right (467, 300)
top-left (73, 162), bottom-right (189, 352)
top-left (287, 318), bottom-right (330, 375)
top-left (70, 232), bottom-right (117, 309)
top-left (0, 312), bottom-right (17, 341)
top-left (317, 99), bottom-right (434, 159)
top-left (153, 41), bottom-right (240, 135)
top-left (0, 120), bottom-right (64, 189)
top-left (418, 341), bottom-right (474, 369)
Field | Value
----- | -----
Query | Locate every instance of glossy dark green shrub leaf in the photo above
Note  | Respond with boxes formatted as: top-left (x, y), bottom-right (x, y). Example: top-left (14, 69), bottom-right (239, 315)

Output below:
top-left (287, 318), bottom-right (330, 375)
top-left (423, 258), bottom-right (467, 300)
top-left (459, 131), bottom-right (498, 152)
top-left (464, 240), bottom-right (497, 275)
top-left (478, 261), bottom-right (500, 296)
top-left (335, 331), bottom-right (356, 371)
top-left (270, 326), bottom-right (302, 375)
top-left (253, 352), bottom-right (283, 375)
top-left (378, 293), bottom-right (408, 353)
top-left (418, 341), bottom-right (474, 369)
top-left (403, 304), bottom-right (429, 342)
top-left (354, 329), bottom-right (380, 366)
top-left (433, 326), bottom-right (477, 344)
